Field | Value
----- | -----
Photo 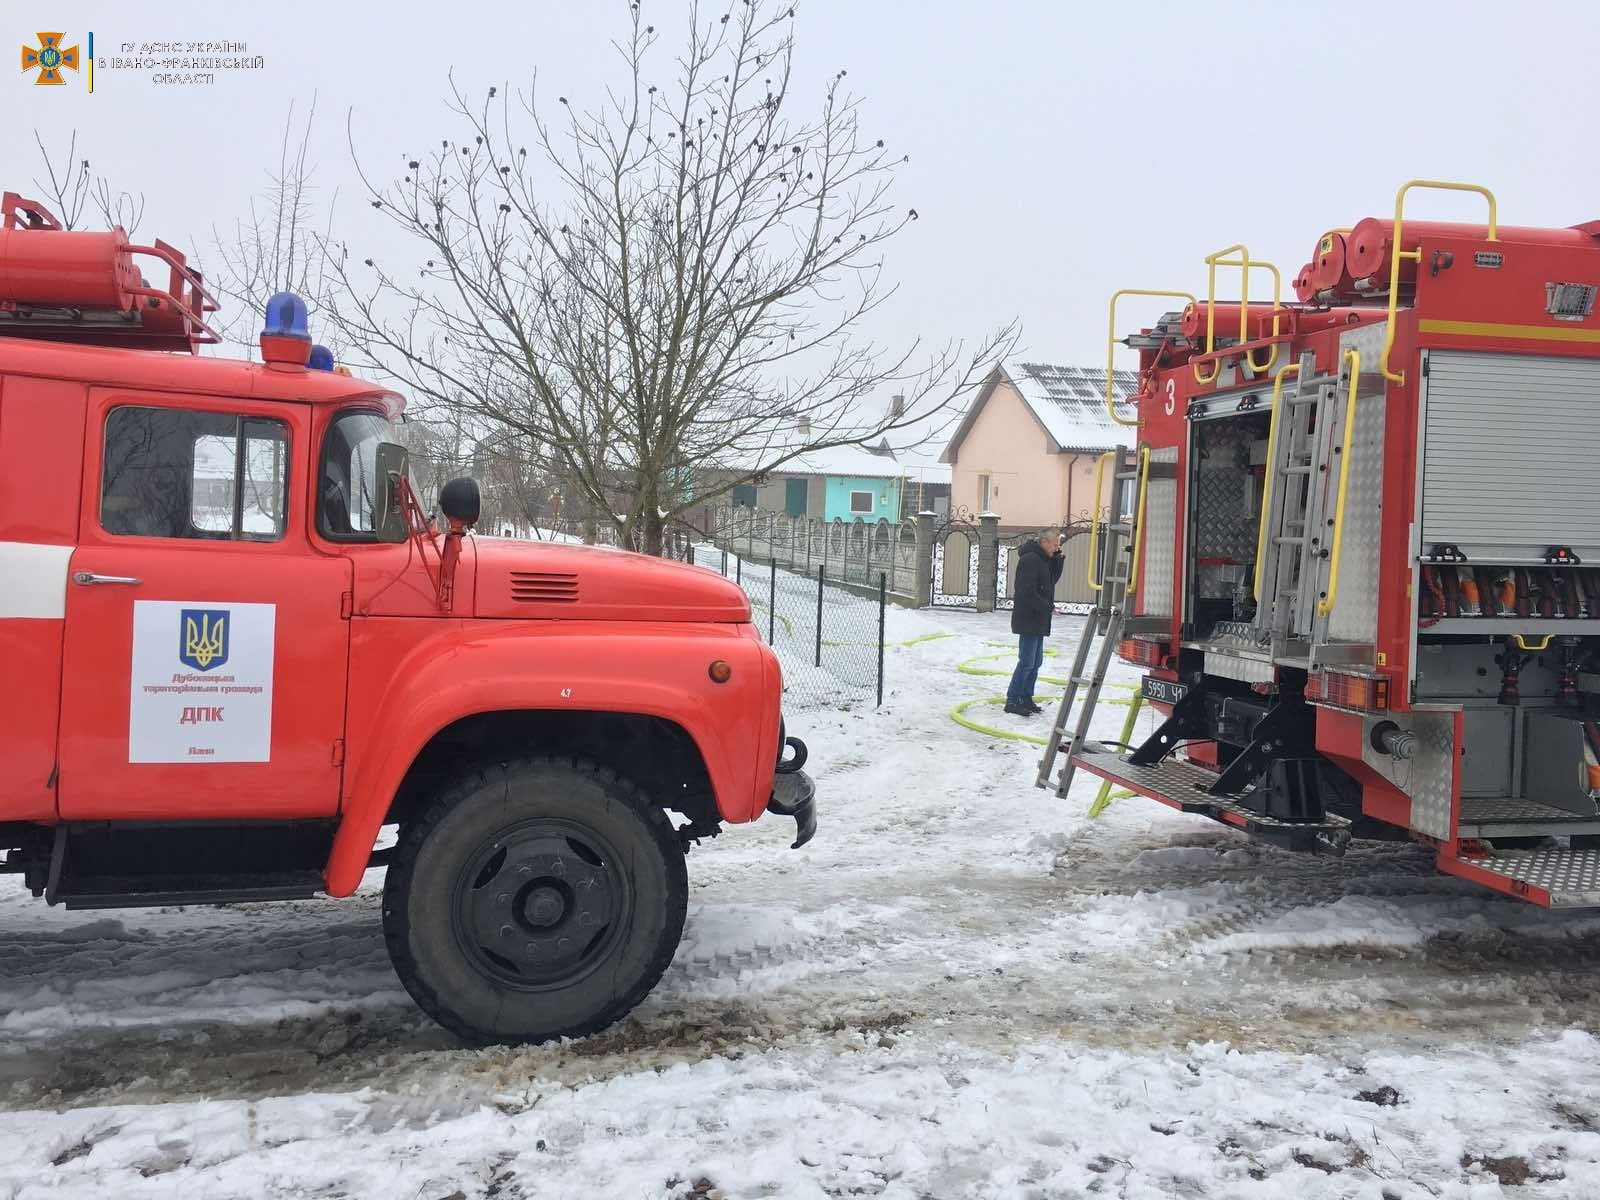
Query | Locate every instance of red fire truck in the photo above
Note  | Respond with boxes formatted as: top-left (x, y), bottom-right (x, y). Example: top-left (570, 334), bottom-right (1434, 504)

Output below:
top-left (1041, 180), bottom-right (1600, 908)
top-left (0, 193), bottom-right (814, 1043)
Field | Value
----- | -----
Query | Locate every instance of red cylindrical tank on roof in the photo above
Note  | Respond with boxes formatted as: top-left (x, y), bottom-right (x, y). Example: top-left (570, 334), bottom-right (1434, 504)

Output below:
top-left (1293, 263), bottom-right (1317, 303)
top-left (1309, 230), bottom-right (1356, 297)
top-left (0, 226), bottom-right (139, 311)
top-left (1346, 217), bottom-right (1600, 285)
top-left (1180, 301), bottom-right (1283, 343)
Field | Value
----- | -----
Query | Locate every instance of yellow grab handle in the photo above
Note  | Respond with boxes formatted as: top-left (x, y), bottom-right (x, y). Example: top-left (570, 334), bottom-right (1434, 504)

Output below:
top-left (1512, 633), bottom-right (1553, 653)
top-left (1379, 179), bottom-right (1499, 384)
top-left (1193, 245), bottom-right (1284, 383)
top-left (1125, 447), bottom-right (1152, 593)
top-left (1106, 289), bottom-right (1198, 427)
top-left (1085, 450), bottom-right (1117, 592)
top-left (1316, 348), bottom-right (1361, 618)
top-left (1252, 363), bottom-right (1302, 603)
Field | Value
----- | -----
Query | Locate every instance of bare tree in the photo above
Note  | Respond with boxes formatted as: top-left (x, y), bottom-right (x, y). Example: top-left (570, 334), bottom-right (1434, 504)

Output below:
top-left (208, 96), bottom-right (344, 346)
top-left (31, 130), bottom-right (144, 234)
top-left (328, 0), bottom-right (1015, 553)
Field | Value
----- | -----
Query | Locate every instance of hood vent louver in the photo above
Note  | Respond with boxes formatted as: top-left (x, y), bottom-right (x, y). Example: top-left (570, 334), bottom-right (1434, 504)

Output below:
top-left (510, 570), bottom-right (580, 604)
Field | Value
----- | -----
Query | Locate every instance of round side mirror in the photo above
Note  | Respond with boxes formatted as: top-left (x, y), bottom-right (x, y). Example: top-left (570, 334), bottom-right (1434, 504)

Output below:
top-left (439, 476), bottom-right (481, 526)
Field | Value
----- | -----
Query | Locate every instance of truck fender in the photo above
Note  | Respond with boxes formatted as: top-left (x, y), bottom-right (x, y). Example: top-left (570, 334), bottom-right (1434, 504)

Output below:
top-left (324, 624), bottom-right (778, 895)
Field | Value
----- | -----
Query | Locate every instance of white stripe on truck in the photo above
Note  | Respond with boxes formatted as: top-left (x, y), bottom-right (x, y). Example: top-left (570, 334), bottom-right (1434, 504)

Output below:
top-left (0, 541), bottom-right (74, 618)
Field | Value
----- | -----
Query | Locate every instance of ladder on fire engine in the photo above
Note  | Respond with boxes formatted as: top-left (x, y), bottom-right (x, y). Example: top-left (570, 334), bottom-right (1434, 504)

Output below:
top-left (1253, 350), bottom-right (1359, 645)
top-left (1036, 446), bottom-right (1149, 796)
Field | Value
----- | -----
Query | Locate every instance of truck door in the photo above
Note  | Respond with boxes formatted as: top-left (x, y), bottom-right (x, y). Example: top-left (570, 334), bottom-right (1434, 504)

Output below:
top-left (58, 393), bottom-right (351, 820)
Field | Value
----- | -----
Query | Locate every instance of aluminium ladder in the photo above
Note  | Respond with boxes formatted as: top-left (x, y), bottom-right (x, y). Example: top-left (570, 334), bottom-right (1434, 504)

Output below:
top-left (1036, 446), bottom-right (1148, 797)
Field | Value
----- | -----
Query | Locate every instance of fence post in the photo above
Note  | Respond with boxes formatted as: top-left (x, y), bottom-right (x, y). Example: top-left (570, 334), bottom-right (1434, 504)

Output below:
top-left (815, 565), bottom-right (824, 668)
top-left (914, 511), bottom-right (935, 607)
top-left (721, 547), bottom-right (728, 577)
top-left (736, 555), bottom-right (742, 586)
top-left (805, 520), bottom-right (813, 573)
top-left (877, 572), bottom-right (886, 708)
top-left (976, 512), bottom-right (1000, 613)
top-left (768, 557), bottom-right (777, 644)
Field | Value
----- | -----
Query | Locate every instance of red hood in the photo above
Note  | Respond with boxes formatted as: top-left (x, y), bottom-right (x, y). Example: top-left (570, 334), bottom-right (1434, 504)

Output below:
top-left (469, 536), bottom-right (752, 623)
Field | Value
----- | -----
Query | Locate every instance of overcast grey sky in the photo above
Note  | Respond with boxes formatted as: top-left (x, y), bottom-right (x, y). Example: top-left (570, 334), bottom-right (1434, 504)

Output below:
top-left (15, 1), bottom-right (1600, 377)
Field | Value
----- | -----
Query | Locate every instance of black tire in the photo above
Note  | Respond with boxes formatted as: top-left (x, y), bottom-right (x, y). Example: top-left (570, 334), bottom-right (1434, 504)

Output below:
top-left (382, 754), bottom-right (687, 1045)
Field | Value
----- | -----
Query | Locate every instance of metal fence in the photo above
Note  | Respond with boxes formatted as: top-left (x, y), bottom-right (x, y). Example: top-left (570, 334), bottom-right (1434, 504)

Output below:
top-left (693, 545), bottom-right (886, 710)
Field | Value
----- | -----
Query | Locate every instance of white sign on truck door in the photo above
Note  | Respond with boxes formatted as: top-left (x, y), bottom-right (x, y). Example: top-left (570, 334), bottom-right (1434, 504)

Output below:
top-left (128, 600), bottom-right (276, 763)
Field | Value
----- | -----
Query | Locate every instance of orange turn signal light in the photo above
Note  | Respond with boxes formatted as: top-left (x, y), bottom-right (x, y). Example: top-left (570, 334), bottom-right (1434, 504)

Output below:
top-left (708, 660), bottom-right (733, 684)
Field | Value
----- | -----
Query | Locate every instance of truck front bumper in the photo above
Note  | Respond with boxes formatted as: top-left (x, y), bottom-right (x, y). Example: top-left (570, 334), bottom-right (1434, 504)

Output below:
top-left (767, 733), bottom-right (815, 849)
top-left (767, 770), bottom-right (816, 849)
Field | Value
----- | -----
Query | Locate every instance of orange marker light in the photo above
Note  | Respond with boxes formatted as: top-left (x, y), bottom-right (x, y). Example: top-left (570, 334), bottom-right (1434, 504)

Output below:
top-left (708, 660), bottom-right (733, 684)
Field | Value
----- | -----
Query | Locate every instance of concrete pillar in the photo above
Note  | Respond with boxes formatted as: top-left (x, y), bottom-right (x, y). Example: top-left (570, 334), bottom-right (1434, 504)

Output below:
top-left (914, 511), bottom-right (935, 607)
top-left (976, 512), bottom-right (1000, 613)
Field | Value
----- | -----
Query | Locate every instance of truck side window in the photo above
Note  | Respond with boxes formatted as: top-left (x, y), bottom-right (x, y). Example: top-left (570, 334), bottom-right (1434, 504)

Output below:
top-left (101, 406), bottom-right (290, 541)
top-left (320, 410), bottom-right (395, 540)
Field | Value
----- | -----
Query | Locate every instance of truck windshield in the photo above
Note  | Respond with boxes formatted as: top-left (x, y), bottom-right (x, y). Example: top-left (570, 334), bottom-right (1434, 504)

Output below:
top-left (320, 410), bottom-right (399, 539)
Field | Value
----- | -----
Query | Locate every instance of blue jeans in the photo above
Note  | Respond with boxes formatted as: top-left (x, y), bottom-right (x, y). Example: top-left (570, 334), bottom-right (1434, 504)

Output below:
top-left (1007, 635), bottom-right (1045, 707)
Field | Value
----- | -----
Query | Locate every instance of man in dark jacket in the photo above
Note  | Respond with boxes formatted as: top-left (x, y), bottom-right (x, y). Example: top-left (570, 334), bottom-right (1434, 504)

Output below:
top-left (1006, 530), bottom-right (1065, 716)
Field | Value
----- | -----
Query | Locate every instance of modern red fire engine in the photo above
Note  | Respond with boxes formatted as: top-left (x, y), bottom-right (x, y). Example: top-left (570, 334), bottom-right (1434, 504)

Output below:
top-left (1040, 180), bottom-right (1600, 908)
top-left (0, 192), bottom-right (814, 1043)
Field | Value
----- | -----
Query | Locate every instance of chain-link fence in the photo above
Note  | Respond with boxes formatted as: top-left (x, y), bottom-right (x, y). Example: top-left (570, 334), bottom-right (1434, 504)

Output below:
top-left (692, 545), bottom-right (886, 710)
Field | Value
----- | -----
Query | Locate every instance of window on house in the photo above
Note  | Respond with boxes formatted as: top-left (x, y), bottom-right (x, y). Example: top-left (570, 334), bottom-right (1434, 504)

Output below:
top-left (978, 473), bottom-right (991, 511)
top-left (731, 483), bottom-right (757, 507)
top-left (849, 490), bottom-right (874, 515)
top-left (102, 406), bottom-right (289, 541)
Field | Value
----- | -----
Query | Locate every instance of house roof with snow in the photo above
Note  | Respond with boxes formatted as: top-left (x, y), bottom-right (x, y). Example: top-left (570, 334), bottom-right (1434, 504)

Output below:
top-left (941, 361), bottom-right (1140, 462)
top-left (772, 443), bottom-right (908, 480)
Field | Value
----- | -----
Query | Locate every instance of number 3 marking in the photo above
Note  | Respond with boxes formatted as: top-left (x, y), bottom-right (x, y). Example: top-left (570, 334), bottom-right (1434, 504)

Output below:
top-left (1164, 378), bottom-right (1177, 416)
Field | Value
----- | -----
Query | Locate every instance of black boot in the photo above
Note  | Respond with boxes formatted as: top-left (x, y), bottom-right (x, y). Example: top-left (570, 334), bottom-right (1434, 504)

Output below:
top-left (1003, 701), bottom-right (1034, 717)
top-left (1025, 702), bottom-right (1045, 715)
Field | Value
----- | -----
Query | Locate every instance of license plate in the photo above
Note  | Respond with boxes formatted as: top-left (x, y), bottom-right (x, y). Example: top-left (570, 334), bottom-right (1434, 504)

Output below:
top-left (1142, 676), bottom-right (1189, 705)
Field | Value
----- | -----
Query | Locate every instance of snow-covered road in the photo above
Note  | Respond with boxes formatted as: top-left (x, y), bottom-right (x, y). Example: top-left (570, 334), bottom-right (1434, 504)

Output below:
top-left (8, 609), bottom-right (1600, 1197)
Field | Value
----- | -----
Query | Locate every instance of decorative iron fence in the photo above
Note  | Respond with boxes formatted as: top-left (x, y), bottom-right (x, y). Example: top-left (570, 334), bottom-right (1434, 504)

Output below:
top-left (929, 508), bottom-right (981, 608)
top-left (996, 517), bottom-right (1099, 613)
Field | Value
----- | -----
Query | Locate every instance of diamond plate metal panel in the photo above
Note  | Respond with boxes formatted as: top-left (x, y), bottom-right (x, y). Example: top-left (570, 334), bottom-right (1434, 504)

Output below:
top-left (1325, 324), bottom-right (1387, 643)
top-left (1362, 709), bottom-right (1456, 839)
top-left (1460, 848), bottom-right (1600, 908)
top-left (1073, 749), bottom-right (1352, 831)
top-left (1200, 650), bottom-right (1275, 685)
top-left (1194, 434), bottom-right (1259, 568)
top-left (1138, 448), bottom-right (1178, 619)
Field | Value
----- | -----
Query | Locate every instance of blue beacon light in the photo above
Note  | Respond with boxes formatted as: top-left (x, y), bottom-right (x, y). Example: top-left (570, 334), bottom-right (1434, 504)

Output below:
top-left (262, 292), bottom-right (311, 340)
top-left (308, 344), bottom-right (335, 371)
top-left (259, 292), bottom-right (314, 366)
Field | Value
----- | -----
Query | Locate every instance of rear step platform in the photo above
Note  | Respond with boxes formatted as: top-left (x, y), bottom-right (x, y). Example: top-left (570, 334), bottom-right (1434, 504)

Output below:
top-left (1438, 847), bottom-right (1600, 908)
top-left (1071, 748), bottom-right (1351, 853)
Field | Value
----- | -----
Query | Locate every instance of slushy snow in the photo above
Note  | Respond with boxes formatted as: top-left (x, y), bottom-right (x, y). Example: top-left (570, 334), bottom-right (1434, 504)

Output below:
top-left (5, 608), bottom-right (1600, 1197)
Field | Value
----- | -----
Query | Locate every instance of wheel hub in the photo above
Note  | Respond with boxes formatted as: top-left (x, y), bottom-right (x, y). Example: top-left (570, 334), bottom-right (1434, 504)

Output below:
top-left (520, 882), bottom-right (568, 930)
top-left (455, 827), bottom-right (622, 987)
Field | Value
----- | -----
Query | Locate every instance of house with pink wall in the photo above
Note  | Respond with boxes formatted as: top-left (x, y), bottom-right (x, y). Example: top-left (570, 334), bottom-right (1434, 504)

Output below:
top-left (941, 362), bottom-right (1138, 530)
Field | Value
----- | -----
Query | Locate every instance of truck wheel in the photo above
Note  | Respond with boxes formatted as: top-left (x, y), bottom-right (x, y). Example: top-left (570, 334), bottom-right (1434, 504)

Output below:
top-left (382, 755), bottom-right (687, 1045)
